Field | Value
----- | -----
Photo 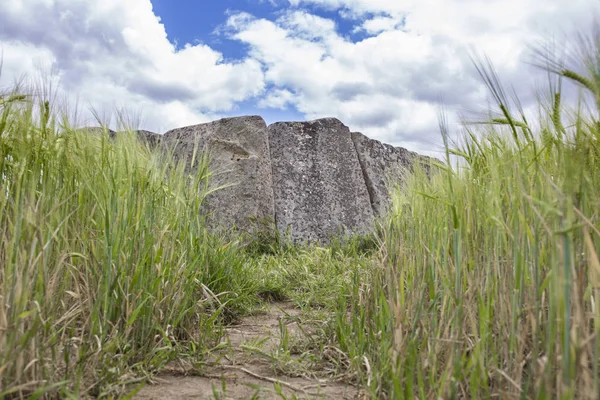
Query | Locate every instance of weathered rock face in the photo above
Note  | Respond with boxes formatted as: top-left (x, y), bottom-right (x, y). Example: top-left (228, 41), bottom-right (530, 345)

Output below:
top-left (136, 130), bottom-right (161, 147)
top-left (351, 131), bottom-right (420, 216)
top-left (81, 116), bottom-right (434, 244)
top-left (269, 118), bottom-right (374, 243)
top-left (162, 116), bottom-right (275, 232)
top-left (78, 127), bottom-right (116, 137)
top-left (79, 127), bottom-right (160, 148)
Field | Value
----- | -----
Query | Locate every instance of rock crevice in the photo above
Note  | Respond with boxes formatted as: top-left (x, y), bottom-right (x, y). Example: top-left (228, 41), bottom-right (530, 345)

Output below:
top-left (350, 131), bottom-right (377, 217)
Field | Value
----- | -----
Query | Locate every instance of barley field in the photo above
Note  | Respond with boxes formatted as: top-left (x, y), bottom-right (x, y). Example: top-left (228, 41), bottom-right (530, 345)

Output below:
top-left (1, 29), bottom-right (600, 399)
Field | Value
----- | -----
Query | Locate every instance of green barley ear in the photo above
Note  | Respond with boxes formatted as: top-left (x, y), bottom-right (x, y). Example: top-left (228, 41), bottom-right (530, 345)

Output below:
top-left (470, 52), bottom-right (523, 146)
top-left (561, 69), bottom-right (596, 94)
top-left (530, 23), bottom-right (600, 116)
top-left (490, 118), bottom-right (529, 130)
top-left (0, 93), bottom-right (27, 107)
top-left (552, 89), bottom-right (565, 135)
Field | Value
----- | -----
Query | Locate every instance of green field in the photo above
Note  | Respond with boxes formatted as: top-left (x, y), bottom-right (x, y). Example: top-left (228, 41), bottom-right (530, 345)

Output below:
top-left (1, 32), bottom-right (600, 399)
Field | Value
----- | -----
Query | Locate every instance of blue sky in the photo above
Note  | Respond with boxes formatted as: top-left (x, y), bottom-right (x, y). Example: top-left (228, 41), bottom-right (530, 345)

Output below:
top-left (151, 0), bottom-right (368, 57)
top-left (149, 0), bottom-right (308, 124)
top-left (148, 0), bottom-right (375, 124)
top-left (151, 0), bottom-right (274, 59)
top-left (0, 0), bottom-right (597, 154)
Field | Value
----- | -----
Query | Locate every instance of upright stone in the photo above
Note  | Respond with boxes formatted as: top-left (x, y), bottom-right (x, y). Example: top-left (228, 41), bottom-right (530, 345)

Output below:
top-left (78, 126), bottom-right (116, 137)
top-left (78, 127), bottom-right (160, 148)
top-left (351, 131), bottom-right (432, 216)
top-left (269, 118), bottom-right (374, 243)
top-left (136, 130), bottom-right (161, 147)
top-left (163, 116), bottom-right (275, 232)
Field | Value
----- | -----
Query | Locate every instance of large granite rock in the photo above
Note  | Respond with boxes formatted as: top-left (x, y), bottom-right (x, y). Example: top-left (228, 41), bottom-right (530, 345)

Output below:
top-left (136, 130), bottom-right (161, 147)
top-left (77, 126), bottom-right (116, 136)
top-left (269, 118), bottom-right (374, 243)
top-left (351, 131), bottom-right (423, 216)
top-left (78, 116), bottom-right (433, 244)
top-left (162, 116), bottom-right (275, 232)
top-left (78, 127), bottom-right (160, 148)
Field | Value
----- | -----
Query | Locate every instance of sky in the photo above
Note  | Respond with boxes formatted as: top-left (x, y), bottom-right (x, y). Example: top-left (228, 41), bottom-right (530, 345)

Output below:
top-left (0, 0), bottom-right (598, 155)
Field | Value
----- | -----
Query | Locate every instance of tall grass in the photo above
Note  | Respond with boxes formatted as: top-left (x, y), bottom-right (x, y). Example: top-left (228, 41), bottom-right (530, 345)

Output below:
top-left (338, 32), bottom-right (600, 398)
top-left (5, 26), bottom-right (600, 400)
top-left (0, 83), bottom-right (256, 398)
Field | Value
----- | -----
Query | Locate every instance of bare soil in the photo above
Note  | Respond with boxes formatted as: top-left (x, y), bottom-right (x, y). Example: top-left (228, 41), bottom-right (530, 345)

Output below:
top-left (134, 302), bottom-right (364, 400)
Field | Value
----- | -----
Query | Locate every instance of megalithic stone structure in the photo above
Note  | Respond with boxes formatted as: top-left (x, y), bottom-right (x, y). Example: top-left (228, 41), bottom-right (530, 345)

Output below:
top-left (84, 116), bottom-right (433, 244)
top-left (351, 131), bottom-right (430, 217)
top-left (162, 116), bottom-right (275, 233)
top-left (268, 118), bottom-right (374, 243)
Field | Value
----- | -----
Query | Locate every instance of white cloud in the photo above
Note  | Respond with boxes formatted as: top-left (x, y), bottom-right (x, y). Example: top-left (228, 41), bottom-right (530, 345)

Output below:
top-left (355, 16), bottom-right (402, 35)
top-left (258, 88), bottom-right (296, 109)
top-left (0, 0), bottom-right (265, 132)
top-left (1, 0), bottom-right (597, 155)
top-left (278, 10), bottom-right (338, 40)
top-left (0, 42), bottom-right (56, 88)
top-left (224, 0), bottom-right (598, 154)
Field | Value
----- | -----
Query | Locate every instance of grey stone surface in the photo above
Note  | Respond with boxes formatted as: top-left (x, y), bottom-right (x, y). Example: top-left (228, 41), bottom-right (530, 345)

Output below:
top-left (78, 127), bottom-right (160, 148)
top-left (136, 130), bottom-right (161, 147)
top-left (351, 131), bottom-right (422, 216)
top-left (163, 116), bottom-right (275, 232)
top-left (78, 116), bottom-right (433, 244)
top-left (78, 126), bottom-right (116, 136)
top-left (268, 118), bottom-right (374, 244)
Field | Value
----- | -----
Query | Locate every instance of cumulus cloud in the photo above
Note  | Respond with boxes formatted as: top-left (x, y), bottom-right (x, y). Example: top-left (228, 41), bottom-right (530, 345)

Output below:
top-left (355, 16), bottom-right (403, 35)
top-left (226, 0), bottom-right (598, 154)
top-left (0, 0), bottom-right (597, 154)
top-left (258, 88), bottom-right (296, 109)
top-left (0, 0), bottom-right (265, 132)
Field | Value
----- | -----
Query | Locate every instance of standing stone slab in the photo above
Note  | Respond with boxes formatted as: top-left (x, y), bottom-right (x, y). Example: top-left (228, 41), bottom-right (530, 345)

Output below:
top-left (78, 127), bottom-right (117, 137)
top-left (163, 116), bottom-right (275, 232)
top-left (79, 127), bottom-right (160, 148)
top-left (269, 118), bottom-right (374, 243)
top-left (136, 130), bottom-right (161, 147)
top-left (351, 131), bottom-right (432, 217)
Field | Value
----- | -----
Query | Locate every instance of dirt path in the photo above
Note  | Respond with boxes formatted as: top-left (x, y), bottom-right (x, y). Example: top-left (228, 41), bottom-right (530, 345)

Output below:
top-left (134, 302), bottom-right (363, 399)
